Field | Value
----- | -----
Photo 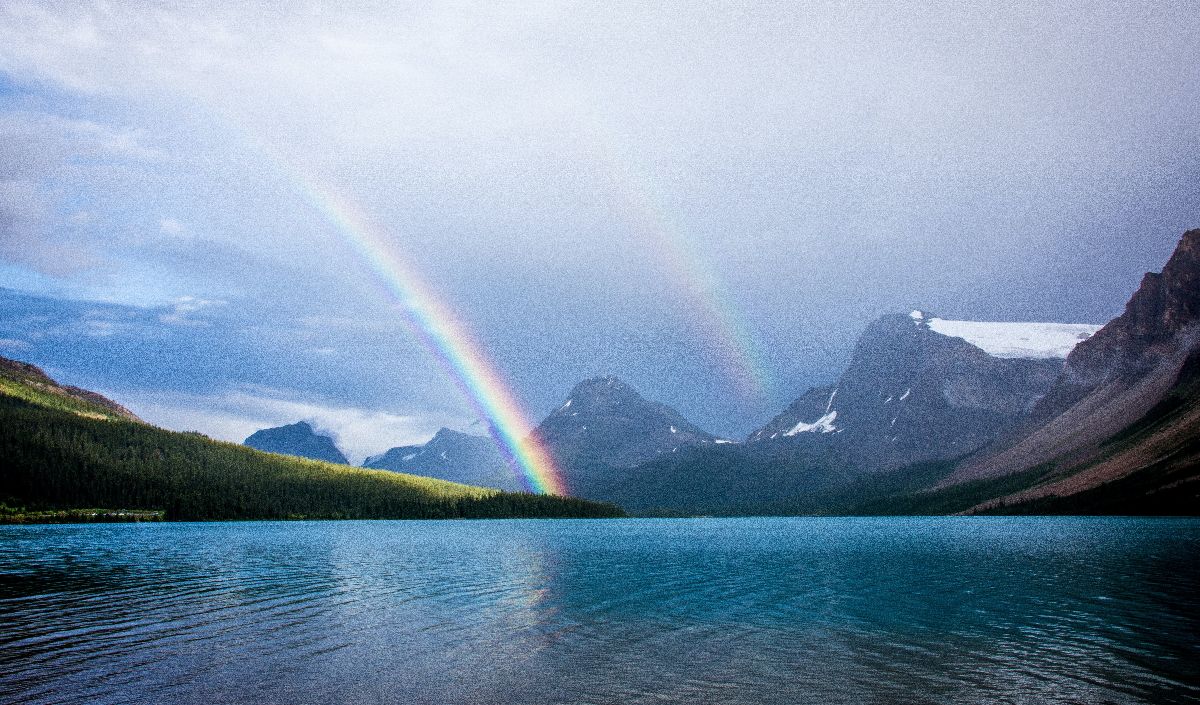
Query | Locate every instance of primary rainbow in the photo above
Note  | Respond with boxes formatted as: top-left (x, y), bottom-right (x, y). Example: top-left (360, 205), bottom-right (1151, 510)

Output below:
top-left (298, 184), bottom-right (566, 496)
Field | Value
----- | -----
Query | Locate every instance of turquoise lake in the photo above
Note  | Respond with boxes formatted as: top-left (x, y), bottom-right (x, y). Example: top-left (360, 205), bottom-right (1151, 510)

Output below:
top-left (1, 517), bottom-right (1197, 704)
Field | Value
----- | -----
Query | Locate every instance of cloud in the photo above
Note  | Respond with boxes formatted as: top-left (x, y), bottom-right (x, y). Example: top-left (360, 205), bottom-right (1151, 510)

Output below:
top-left (158, 218), bottom-right (184, 235)
top-left (0, 111), bottom-right (162, 173)
top-left (0, 337), bottom-right (31, 350)
top-left (157, 295), bottom-right (224, 326)
top-left (0, 110), bottom-right (164, 276)
top-left (2, 2), bottom-right (1197, 437)
top-left (121, 385), bottom-right (472, 464)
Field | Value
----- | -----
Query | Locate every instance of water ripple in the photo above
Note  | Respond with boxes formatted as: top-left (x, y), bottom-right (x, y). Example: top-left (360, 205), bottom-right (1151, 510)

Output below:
top-left (1, 517), bottom-right (1198, 705)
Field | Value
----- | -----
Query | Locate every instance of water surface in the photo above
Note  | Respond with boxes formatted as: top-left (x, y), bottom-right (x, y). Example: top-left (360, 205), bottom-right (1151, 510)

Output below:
top-left (1, 517), bottom-right (1197, 704)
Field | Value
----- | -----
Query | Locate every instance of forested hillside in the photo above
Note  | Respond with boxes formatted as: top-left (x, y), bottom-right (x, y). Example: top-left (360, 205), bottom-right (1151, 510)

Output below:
top-left (0, 359), bottom-right (622, 521)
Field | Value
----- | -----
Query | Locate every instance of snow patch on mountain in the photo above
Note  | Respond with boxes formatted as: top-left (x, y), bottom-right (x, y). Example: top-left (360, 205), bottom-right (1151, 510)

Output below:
top-left (925, 318), bottom-right (1101, 359)
top-left (786, 410), bottom-right (838, 435)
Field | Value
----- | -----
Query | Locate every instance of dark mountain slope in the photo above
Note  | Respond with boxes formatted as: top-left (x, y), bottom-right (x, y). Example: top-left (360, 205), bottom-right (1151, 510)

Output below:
top-left (244, 421), bottom-right (348, 464)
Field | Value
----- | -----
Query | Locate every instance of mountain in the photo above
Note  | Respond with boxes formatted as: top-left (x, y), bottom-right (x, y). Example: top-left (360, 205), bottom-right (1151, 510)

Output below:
top-left (0, 355), bottom-right (624, 521)
top-left (748, 311), bottom-right (1098, 471)
top-left (363, 428), bottom-right (522, 492)
top-left (937, 229), bottom-right (1200, 512)
top-left (531, 376), bottom-right (721, 493)
top-left (244, 421), bottom-right (348, 464)
top-left (577, 312), bottom-right (1100, 515)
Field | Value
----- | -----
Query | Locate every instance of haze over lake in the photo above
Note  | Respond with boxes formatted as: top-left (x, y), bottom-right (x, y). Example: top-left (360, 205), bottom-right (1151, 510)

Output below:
top-left (2, 517), bottom-right (1197, 705)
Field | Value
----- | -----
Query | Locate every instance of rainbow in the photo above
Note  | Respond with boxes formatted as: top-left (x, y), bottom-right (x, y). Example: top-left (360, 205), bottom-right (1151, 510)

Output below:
top-left (295, 184), bottom-right (566, 496)
top-left (586, 126), bottom-right (774, 401)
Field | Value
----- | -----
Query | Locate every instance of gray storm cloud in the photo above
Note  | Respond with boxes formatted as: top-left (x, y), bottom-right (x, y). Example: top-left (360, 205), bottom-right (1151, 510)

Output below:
top-left (0, 0), bottom-right (1197, 436)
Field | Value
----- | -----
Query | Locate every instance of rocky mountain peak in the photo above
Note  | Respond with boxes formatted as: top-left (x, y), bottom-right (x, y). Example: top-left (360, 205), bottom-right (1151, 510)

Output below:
top-left (749, 310), bottom-right (1070, 469)
top-left (534, 377), bottom-right (716, 472)
top-left (555, 376), bottom-right (644, 411)
top-left (1117, 229), bottom-right (1200, 336)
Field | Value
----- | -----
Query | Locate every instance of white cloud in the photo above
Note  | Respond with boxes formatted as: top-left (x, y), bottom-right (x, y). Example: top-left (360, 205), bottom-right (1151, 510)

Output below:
top-left (0, 110), bottom-right (165, 276)
top-left (158, 218), bottom-right (185, 235)
top-left (158, 295), bottom-right (223, 326)
top-left (0, 111), bottom-right (162, 168)
top-left (0, 337), bottom-right (31, 350)
top-left (121, 386), bottom-right (472, 464)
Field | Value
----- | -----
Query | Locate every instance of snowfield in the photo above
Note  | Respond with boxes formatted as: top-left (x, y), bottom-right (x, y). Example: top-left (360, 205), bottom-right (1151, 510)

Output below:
top-left (914, 311), bottom-right (1102, 359)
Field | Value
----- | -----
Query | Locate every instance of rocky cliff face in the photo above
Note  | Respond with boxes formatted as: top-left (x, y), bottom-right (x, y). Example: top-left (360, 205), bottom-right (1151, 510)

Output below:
top-left (243, 421), bottom-right (348, 465)
top-left (948, 229), bottom-right (1200, 491)
top-left (1060, 229), bottom-right (1200, 389)
top-left (749, 312), bottom-right (1083, 470)
top-left (363, 428), bottom-right (522, 492)
top-left (532, 376), bottom-right (718, 478)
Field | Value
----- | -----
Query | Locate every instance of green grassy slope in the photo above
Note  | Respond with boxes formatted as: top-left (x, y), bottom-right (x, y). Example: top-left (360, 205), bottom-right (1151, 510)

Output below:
top-left (0, 357), bottom-right (140, 421)
top-left (0, 361), bottom-right (623, 521)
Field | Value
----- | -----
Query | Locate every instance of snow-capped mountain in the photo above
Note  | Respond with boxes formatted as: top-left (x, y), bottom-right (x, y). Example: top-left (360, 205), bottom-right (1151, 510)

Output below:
top-left (532, 376), bottom-right (719, 479)
top-left (243, 421), bottom-right (348, 464)
top-left (748, 310), bottom-right (1098, 470)
top-left (363, 427), bottom-right (522, 492)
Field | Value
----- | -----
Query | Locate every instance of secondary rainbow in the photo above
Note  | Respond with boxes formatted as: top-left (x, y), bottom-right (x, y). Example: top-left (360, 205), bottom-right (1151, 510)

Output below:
top-left (299, 184), bottom-right (566, 496)
top-left (585, 123), bottom-right (774, 400)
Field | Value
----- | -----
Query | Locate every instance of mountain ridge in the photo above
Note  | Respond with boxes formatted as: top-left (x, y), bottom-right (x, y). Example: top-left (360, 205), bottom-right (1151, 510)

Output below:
top-left (746, 311), bottom-right (1079, 472)
top-left (363, 427), bottom-right (522, 492)
top-left (0, 356), bottom-right (623, 520)
top-left (0, 356), bottom-right (141, 423)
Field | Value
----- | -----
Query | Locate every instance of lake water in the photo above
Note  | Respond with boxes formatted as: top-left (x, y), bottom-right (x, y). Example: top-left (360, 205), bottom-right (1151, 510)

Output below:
top-left (1, 517), bottom-right (1198, 704)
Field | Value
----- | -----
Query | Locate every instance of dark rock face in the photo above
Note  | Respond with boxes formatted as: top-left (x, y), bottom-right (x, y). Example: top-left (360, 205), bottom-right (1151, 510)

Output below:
top-left (750, 313), bottom-right (1065, 470)
top-left (363, 428), bottom-right (522, 492)
top-left (532, 376), bottom-right (718, 482)
top-left (1061, 229), bottom-right (1200, 390)
top-left (243, 421), bottom-right (348, 464)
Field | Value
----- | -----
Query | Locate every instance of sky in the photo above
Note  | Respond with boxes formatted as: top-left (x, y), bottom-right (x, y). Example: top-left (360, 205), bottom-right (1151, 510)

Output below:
top-left (1, 1), bottom-right (1198, 462)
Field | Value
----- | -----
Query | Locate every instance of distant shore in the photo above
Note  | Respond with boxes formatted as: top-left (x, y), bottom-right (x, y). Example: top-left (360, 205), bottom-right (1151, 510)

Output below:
top-left (0, 508), bottom-right (166, 524)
